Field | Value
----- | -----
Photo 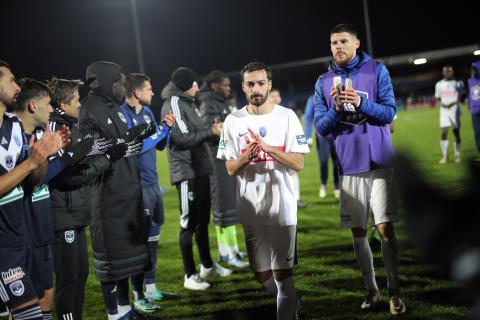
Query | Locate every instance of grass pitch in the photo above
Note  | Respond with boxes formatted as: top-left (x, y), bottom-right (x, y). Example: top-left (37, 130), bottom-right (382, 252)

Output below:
top-left (78, 106), bottom-right (474, 319)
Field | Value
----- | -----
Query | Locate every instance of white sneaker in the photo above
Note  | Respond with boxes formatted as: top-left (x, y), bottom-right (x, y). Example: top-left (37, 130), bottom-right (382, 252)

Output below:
top-left (334, 189), bottom-right (340, 199)
top-left (199, 262), bottom-right (232, 278)
top-left (319, 184), bottom-right (327, 198)
top-left (439, 157), bottom-right (447, 164)
top-left (183, 274), bottom-right (210, 291)
top-left (455, 155), bottom-right (461, 163)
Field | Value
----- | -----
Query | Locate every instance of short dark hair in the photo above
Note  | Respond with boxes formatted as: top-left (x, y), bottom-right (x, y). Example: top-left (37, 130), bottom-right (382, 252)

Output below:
top-left (241, 61), bottom-right (272, 81)
top-left (47, 78), bottom-right (83, 108)
top-left (15, 78), bottom-right (51, 112)
top-left (125, 73), bottom-right (151, 97)
top-left (206, 70), bottom-right (228, 88)
top-left (0, 59), bottom-right (12, 78)
top-left (330, 23), bottom-right (358, 37)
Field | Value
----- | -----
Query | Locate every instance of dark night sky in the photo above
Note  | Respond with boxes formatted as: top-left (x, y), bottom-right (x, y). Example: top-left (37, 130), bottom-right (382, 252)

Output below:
top-left (0, 0), bottom-right (477, 98)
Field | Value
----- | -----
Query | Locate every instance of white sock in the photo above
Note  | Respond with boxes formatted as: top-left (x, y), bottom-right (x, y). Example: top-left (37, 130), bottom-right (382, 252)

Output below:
top-left (262, 276), bottom-right (278, 296)
top-left (381, 238), bottom-right (400, 296)
top-left (117, 304), bottom-right (131, 317)
top-left (274, 277), bottom-right (297, 320)
top-left (145, 283), bottom-right (157, 293)
top-left (440, 140), bottom-right (449, 159)
top-left (353, 236), bottom-right (378, 292)
top-left (454, 142), bottom-right (461, 158)
top-left (107, 313), bottom-right (121, 320)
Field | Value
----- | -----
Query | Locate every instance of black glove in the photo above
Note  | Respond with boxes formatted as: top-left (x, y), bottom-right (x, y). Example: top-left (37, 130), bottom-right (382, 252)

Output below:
top-left (105, 140), bottom-right (142, 162)
top-left (105, 143), bottom-right (128, 162)
top-left (87, 138), bottom-right (114, 156)
top-left (124, 140), bottom-right (143, 157)
top-left (125, 123), bottom-right (156, 142)
top-left (60, 138), bottom-right (94, 166)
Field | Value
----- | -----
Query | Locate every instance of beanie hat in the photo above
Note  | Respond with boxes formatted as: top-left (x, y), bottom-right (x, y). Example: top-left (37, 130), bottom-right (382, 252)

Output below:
top-left (171, 67), bottom-right (198, 91)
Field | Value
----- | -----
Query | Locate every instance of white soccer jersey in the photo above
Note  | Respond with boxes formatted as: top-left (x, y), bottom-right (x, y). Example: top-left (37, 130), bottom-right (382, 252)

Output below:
top-left (435, 79), bottom-right (464, 106)
top-left (217, 105), bottom-right (309, 226)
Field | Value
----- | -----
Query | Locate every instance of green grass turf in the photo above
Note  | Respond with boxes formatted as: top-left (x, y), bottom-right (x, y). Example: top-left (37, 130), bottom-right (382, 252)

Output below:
top-left (77, 106), bottom-right (474, 319)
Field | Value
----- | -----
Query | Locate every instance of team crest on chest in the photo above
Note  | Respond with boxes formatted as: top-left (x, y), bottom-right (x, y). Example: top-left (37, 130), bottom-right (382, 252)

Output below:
top-left (143, 115), bottom-right (151, 124)
top-left (472, 85), bottom-right (480, 101)
top-left (259, 126), bottom-right (267, 138)
top-left (118, 112), bottom-right (127, 123)
top-left (65, 230), bottom-right (75, 243)
top-left (133, 118), bottom-right (138, 125)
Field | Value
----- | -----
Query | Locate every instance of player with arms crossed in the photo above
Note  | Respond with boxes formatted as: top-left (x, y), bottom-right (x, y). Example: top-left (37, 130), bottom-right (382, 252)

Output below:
top-left (217, 62), bottom-right (309, 320)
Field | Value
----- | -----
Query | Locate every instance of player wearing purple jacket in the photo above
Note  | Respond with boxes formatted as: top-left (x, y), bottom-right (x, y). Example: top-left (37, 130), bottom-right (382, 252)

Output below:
top-left (313, 24), bottom-right (405, 315)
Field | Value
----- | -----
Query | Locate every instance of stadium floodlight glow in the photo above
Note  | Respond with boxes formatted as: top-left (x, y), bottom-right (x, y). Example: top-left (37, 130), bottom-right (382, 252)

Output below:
top-left (474, 50), bottom-right (480, 56)
top-left (413, 58), bottom-right (427, 65)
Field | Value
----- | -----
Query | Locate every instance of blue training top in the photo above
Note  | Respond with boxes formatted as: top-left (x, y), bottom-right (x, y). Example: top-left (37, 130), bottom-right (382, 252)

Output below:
top-left (120, 103), bottom-right (170, 187)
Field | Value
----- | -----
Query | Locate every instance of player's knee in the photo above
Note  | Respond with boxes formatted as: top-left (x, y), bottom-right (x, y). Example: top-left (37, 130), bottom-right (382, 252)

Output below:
top-left (273, 269), bottom-right (293, 282)
top-left (254, 270), bottom-right (273, 283)
top-left (351, 227), bottom-right (367, 238)
top-left (39, 288), bottom-right (53, 310)
top-left (376, 222), bottom-right (395, 240)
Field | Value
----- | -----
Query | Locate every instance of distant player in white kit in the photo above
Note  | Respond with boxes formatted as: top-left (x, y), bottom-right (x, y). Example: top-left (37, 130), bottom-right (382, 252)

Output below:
top-left (435, 65), bottom-right (464, 164)
top-left (217, 62), bottom-right (309, 320)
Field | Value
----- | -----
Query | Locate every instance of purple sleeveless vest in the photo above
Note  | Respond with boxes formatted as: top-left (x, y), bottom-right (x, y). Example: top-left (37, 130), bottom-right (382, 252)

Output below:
top-left (321, 59), bottom-right (394, 175)
top-left (468, 77), bottom-right (480, 115)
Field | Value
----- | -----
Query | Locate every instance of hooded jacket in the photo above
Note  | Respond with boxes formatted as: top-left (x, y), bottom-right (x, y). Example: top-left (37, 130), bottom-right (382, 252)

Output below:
top-left (49, 107), bottom-right (113, 232)
top-left (313, 52), bottom-right (396, 175)
top-left (79, 61), bottom-right (149, 281)
top-left (198, 86), bottom-right (237, 227)
top-left (160, 82), bottom-right (213, 185)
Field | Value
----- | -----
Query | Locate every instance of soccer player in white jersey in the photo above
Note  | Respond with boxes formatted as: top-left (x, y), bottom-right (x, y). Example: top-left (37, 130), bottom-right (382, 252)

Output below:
top-left (217, 62), bottom-right (309, 320)
top-left (435, 65), bottom-right (464, 164)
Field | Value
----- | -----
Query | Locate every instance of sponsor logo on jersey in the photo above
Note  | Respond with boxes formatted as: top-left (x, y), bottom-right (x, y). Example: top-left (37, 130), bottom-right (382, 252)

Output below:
top-left (5, 155), bottom-right (13, 169)
top-left (118, 112), bottom-right (127, 123)
top-left (238, 131), bottom-right (249, 137)
top-left (259, 126), bottom-right (267, 138)
top-left (1, 137), bottom-right (8, 145)
top-left (241, 146), bottom-right (285, 162)
top-left (65, 230), bottom-right (75, 244)
top-left (143, 115), bottom-right (151, 124)
top-left (9, 280), bottom-right (24, 297)
top-left (1, 267), bottom-right (25, 285)
top-left (296, 135), bottom-right (307, 145)
top-left (219, 139), bottom-right (226, 150)
top-left (107, 118), bottom-right (113, 125)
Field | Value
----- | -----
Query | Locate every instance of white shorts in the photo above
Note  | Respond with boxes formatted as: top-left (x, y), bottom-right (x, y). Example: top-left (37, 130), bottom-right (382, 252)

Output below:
top-left (339, 168), bottom-right (398, 229)
top-left (242, 225), bottom-right (296, 272)
top-left (440, 104), bottom-right (461, 129)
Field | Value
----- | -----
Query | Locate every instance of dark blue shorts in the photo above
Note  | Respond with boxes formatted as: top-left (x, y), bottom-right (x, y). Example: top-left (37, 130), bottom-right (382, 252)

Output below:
top-left (142, 185), bottom-right (164, 241)
top-left (32, 245), bottom-right (53, 296)
top-left (0, 246), bottom-right (38, 308)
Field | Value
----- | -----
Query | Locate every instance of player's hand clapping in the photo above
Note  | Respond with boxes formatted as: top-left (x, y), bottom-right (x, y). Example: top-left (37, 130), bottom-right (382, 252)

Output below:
top-left (247, 127), bottom-right (274, 154)
top-left (210, 120), bottom-right (223, 137)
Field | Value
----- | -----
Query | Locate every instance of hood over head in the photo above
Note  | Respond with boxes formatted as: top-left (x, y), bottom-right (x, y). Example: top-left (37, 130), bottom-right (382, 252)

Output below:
top-left (86, 61), bottom-right (123, 100)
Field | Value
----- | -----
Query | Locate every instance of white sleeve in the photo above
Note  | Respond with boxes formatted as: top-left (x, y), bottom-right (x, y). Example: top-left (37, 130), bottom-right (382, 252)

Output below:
top-left (285, 110), bottom-right (310, 154)
top-left (217, 116), bottom-right (238, 160)
top-left (435, 82), bottom-right (441, 99)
